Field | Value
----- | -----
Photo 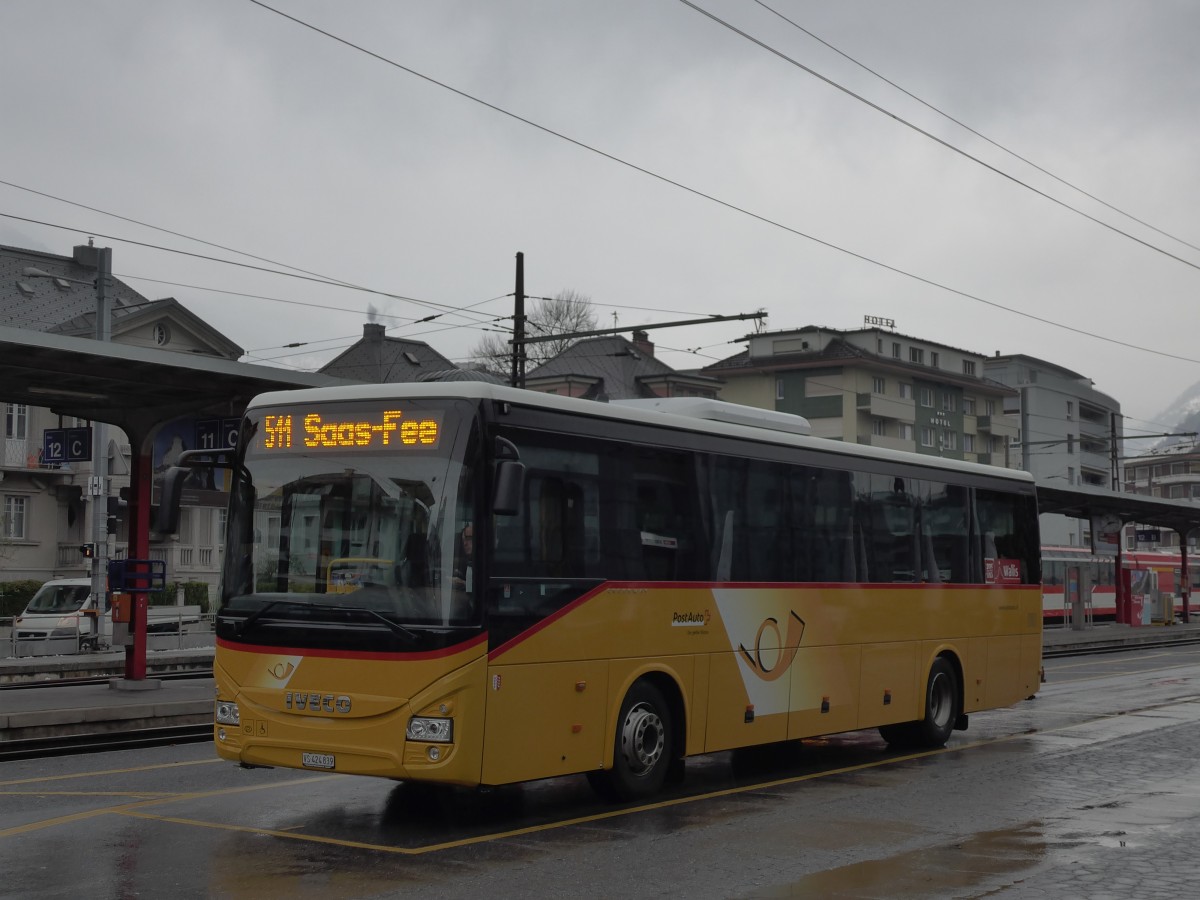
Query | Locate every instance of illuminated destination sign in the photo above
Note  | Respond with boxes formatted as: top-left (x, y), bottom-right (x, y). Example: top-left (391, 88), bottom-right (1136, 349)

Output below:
top-left (259, 408), bottom-right (443, 452)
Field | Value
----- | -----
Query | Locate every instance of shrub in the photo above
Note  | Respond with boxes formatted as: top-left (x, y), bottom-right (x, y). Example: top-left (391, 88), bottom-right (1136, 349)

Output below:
top-left (0, 580), bottom-right (43, 617)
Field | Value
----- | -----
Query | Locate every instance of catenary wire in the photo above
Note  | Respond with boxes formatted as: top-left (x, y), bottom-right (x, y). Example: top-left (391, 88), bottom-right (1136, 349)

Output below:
top-left (240, 2), bottom-right (1200, 371)
top-left (677, 0), bottom-right (1200, 272)
top-left (749, 0), bottom-right (1200, 258)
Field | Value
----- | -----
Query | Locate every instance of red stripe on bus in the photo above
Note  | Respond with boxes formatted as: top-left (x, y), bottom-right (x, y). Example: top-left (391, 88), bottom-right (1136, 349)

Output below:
top-left (216, 631), bottom-right (487, 661)
top-left (486, 581), bottom-right (1039, 661)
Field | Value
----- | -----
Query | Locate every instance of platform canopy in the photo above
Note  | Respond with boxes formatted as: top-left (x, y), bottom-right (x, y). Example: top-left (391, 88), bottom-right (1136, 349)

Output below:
top-left (1036, 481), bottom-right (1200, 536)
top-left (0, 324), bottom-right (345, 443)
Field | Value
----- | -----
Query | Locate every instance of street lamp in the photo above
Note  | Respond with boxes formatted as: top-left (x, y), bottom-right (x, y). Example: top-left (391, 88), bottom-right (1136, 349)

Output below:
top-left (23, 248), bottom-right (113, 626)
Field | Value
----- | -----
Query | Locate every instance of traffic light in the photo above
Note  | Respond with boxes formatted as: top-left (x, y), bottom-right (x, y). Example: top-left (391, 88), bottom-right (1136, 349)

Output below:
top-left (79, 543), bottom-right (95, 558)
top-left (107, 495), bottom-right (126, 528)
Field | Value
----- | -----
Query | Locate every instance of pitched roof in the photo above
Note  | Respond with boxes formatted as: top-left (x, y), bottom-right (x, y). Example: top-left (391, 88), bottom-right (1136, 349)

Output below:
top-left (1, 243), bottom-right (151, 331)
top-left (526, 334), bottom-right (720, 400)
top-left (1, 243), bottom-right (243, 358)
top-left (703, 335), bottom-right (1015, 395)
top-left (319, 322), bottom-right (459, 383)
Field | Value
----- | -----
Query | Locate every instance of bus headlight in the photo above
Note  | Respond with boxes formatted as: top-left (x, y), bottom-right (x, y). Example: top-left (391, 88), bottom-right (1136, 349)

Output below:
top-left (406, 716), bottom-right (453, 743)
top-left (215, 701), bottom-right (241, 726)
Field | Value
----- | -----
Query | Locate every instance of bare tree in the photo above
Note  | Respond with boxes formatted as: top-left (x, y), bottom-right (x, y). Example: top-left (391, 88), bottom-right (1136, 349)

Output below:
top-left (467, 289), bottom-right (598, 380)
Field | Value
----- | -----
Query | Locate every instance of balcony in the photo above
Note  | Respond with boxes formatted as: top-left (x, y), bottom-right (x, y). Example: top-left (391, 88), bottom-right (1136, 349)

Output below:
top-left (976, 415), bottom-right (1019, 440)
top-left (855, 393), bottom-right (912, 420)
top-left (148, 544), bottom-right (221, 582)
top-left (3, 438), bottom-right (74, 477)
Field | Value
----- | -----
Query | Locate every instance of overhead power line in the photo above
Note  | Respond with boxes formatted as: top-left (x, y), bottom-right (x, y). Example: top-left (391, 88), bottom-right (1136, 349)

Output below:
top-left (678, 0), bottom-right (1200, 272)
top-left (0, 211), bottom-right (490, 320)
top-left (748, 0), bottom-right (1200, 259)
top-left (241, 1), bottom-right (1200, 372)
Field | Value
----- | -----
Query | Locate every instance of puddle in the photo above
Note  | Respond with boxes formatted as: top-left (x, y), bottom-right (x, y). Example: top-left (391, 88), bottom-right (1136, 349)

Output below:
top-left (746, 822), bottom-right (1047, 898)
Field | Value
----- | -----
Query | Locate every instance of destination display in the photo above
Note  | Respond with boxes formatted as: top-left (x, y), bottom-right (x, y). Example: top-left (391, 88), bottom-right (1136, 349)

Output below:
top-left (256, 406), bottom-right (444, 453)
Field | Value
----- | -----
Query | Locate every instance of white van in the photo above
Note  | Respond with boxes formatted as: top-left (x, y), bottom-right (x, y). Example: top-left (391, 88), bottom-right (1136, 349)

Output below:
top-left (11, 578), bottom-right (202, 656)
top-left (11, 579), bottom-right (101, 655)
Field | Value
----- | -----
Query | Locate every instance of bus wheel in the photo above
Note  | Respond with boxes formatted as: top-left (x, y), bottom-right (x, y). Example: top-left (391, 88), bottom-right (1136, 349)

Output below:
top-left (591, 681), bottom-right (673, 802)
top-left (879, 657), bottom-right (959, 749)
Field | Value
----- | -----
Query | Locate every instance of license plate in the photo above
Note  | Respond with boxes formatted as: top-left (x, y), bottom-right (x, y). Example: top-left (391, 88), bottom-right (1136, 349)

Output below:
top-left (302, 752), bottom-right (335, 770)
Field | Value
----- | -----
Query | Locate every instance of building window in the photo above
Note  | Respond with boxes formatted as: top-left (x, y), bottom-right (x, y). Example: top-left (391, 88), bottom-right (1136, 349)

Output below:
top-left (4, 404), bottom-right (28, 440)
top-left (919, 388), bottom-right (934, 408)
top-left (871, 418), bottom-right (886, 436)
top-left (910, 347), bottom-right (924, 364)
top-left (1066, 400), bottom-right (1074, 419)
top-left (877, 339), bottom-right (883, 353)
top-left (892, 342), bottom-right (901, 359)
top-left (899, 383), bottom-right (912, 400)
top-left (921, 427), bottom-right (935, 448)
top-left (930, 351), bottom-right (939, 368)
top-left (962, 360), bottom-right (976, 376)
top-left (941, 431), bottom-right (958, 451)
top-left (963, 397), bottom-right (976, 415)
top-left (1067, 435), bottom-right (1076, 454)
top-left (963, 434), bottom-right (975, 453)
top-left (941, 393), bottom-right (956, 412)
top-left (872, 376), bottom-right (885, 394)
top-left (2, 495), bottom-right (27, 540)
top-left (899, 423), bottom-right (914, 441)
top-left (992, 435), bottom-right (1005, 453)
top-left (776, 378), bottom-right (784, 400)
top-left (985, 399), bottom-right (996, 416)
top-left (1067, 467), bottom-right (1075, 485)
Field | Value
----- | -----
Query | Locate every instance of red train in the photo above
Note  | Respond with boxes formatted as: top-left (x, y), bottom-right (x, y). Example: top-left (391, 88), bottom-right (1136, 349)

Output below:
top-left (1041, 545), bottom-right (1200, 625)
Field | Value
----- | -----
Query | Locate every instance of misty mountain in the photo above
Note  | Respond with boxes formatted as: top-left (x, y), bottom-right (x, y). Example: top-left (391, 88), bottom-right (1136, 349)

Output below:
top-left (1145, 378), bottom-right (1200, 452)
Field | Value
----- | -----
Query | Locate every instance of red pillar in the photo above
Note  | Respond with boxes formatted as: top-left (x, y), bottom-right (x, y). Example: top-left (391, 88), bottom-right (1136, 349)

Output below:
top-left (1181, 540), bottom-right (1190, 625)
top-left (123, 448), bottom-right (153, 679)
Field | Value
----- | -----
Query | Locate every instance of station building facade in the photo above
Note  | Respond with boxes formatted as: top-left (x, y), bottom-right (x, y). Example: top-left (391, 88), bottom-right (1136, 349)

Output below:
top-left (2, 243), bottom-right (243, 591)
top-left (700, 325), bottom-right (1020, 464)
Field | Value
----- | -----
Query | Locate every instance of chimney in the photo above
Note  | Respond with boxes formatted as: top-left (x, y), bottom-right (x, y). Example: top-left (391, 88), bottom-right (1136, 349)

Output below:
top-left (73, 244), bottom-right (100, 268)
top-left (632, 329), bottom-right (654, 358)
top-left (364, 322), bottom-right (386, 342)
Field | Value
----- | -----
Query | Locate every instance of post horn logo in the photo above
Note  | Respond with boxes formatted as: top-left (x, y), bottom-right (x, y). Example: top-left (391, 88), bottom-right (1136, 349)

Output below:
top-left (739, 611), bottom-right (806, 682)
top-left (268, 661), bottom-right (296, 681)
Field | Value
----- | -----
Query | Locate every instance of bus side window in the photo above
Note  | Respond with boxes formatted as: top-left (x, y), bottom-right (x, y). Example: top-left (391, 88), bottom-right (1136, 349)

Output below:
top-left (810, 470), bottom-right (856, 582)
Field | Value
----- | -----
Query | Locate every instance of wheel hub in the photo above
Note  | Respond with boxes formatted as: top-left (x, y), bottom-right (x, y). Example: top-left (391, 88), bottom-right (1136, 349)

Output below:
top-left (620, 703), bottom-right (664, 775)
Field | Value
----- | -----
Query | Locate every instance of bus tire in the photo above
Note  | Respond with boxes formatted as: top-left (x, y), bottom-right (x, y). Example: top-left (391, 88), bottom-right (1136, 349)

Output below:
top-left (591, 680), bottom-right (673, 802)
top-left (879, 656), bottom-right (959, 749)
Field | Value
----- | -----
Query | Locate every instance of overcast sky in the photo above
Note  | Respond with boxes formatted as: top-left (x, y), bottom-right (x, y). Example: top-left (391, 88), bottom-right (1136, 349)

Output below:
top-left (3, 0), bottom-right (1198, 442)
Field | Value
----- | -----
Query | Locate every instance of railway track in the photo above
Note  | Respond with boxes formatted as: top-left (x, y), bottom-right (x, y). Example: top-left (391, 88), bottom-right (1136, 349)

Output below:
top-left (0, 668), bottom-right (212, 690)
top-left (0, 723), bottom-right (213, 762)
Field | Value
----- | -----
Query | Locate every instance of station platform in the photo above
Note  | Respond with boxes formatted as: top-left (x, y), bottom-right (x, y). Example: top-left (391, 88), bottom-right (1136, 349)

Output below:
top-left (2, 623), bottom-right (1199, 745)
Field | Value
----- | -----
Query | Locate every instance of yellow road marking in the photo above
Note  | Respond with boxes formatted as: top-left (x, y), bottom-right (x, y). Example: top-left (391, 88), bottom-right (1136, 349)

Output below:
top-left (0, 791), bottom-right (179, 798)
top-left (0, 758), bottom-right (222, 788)
top-left (0, 774), bottom-right (334, 839)
top-left (8, 691), bottom-right (1200, 854)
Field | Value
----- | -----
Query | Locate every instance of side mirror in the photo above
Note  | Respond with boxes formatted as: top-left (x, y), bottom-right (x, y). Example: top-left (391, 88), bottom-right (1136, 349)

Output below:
top-left (153, 465), bottom-right (191, 535)
top-left (492, 436), bottom-right (524, 516)
top-left (152, 449), bottom-right (233, 536)
top-left (493, 459), bottom-right (525, 516)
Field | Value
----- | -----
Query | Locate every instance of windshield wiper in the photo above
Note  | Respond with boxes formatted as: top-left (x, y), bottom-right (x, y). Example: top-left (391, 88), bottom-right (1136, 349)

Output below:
top-left (233, 598), bottom-right (420, 643)
top-left (235, 599), bottom-right (287, 635)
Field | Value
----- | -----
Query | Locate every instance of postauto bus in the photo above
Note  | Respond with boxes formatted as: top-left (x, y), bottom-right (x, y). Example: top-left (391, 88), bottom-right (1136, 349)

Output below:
top-left (167, 383), bottom-right (1040, 800)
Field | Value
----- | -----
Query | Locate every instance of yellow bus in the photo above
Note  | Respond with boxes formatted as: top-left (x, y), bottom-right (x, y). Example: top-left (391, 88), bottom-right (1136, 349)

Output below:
top-left (194, 383), bottom-right (1041, 800)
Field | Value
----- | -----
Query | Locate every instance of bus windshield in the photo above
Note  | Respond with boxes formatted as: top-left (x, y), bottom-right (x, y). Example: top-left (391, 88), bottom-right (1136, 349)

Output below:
top-left (220, 398), bottom-right (480, 638)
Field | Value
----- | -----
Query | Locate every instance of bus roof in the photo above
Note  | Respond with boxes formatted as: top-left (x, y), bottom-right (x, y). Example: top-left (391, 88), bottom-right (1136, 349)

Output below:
top-left (248, 381), bottom-right (1035, 485)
